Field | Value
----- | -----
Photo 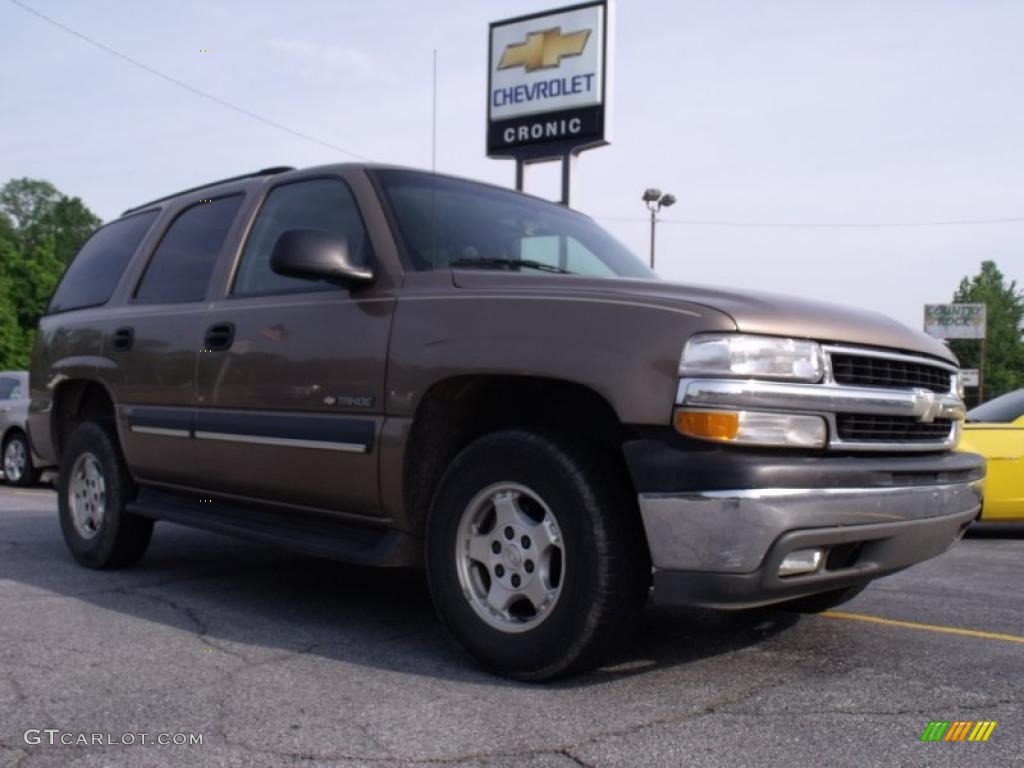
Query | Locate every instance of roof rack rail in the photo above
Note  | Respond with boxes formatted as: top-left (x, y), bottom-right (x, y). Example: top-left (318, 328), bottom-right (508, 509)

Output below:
top-left (122, 166), bottom-right (295, 215)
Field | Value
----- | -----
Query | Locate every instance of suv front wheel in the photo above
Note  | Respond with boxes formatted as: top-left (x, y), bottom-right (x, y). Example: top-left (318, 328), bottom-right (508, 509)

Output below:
top-left (425, 429), bottom-right (649, 681)
top-left (58, 422), bottom-right (153, 568)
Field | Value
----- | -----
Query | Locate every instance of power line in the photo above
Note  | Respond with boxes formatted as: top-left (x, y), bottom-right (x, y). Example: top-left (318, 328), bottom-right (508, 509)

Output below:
top-left (8, 0), bottom-right (371, 161)
top-left (593, 214), bottom-right (1024, 229)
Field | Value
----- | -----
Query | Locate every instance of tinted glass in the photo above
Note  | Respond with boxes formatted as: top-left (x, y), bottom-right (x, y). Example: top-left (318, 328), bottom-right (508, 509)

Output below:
top-left (374, 170), bottom-right (652, 278)
top-left (48, 211), bottom-right (158, 313)
top-left (233, 178), bottom-right (371, 296)
top-left (967, 390), bottom-right (1024, 423)
top-left (520, 235), bottom-right (618, 277)
top-left (135, 195), bottom-right (243, 303)
top-left (0, 377), bottom-right (18, 400)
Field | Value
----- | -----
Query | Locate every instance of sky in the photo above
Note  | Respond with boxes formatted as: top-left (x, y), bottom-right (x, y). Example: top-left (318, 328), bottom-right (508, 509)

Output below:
top-left (2, 0), bottom-right (1022, 330)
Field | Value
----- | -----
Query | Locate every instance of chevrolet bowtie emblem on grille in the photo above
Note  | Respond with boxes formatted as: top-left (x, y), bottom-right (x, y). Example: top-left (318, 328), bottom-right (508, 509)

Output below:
top-left (498, 27), bottom-right (591, 72)
top-left (911, 389), bottom-right (944, 423)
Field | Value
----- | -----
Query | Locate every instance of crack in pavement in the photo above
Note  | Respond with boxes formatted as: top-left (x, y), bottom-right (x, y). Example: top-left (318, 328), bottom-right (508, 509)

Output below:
top-left (119, 589), bottom-right (252, 664)
top-left (210, 677), bottom-right (790, 766)
top-left (558, 747), bottom-right (596, 768)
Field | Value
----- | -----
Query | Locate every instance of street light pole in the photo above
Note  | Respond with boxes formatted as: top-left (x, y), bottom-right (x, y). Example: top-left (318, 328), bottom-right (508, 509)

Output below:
top-left (649, 207), bottom-right (657, 269)
top-left (642, 188), bottom-right (676, 271)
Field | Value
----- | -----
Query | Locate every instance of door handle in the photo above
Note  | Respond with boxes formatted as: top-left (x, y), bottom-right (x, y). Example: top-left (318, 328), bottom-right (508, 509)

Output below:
top-left (204, 323), bottom-right (235, 351)
top-left (112, 327), bottom-right (134, 351)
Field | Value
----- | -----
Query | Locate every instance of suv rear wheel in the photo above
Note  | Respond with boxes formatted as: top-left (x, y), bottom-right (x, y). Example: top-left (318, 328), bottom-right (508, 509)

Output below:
top-left (3, 431), bottom-right (40, 487)
top-left (58, 422), bottom-right (153, 568)
top-left (425, 429), bottom-right (649, 680)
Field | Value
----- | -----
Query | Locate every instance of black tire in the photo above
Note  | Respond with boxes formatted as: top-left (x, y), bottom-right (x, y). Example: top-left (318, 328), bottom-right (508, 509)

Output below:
top-left (58, 421), bottom-right (153, 569)
top-left (425, 429), bottom-right (650, 681)
top-left (3, 431), bottom-right (40, 487)
top-left (780, 584), bottom-right (867, 614)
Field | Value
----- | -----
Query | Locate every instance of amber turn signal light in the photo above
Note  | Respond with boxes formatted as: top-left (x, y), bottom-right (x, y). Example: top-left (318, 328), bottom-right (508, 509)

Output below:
top-left (674, 410), bottom-right (740, 441)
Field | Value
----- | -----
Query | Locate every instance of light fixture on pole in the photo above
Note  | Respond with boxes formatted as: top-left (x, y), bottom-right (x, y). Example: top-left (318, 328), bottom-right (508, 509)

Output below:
top-left (642, 188), bottom-right (676, 270)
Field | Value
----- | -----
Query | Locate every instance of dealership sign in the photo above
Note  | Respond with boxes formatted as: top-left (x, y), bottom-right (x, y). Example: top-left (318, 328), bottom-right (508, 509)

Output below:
top-left (487, 1), bottom-right (610, 159)
top-left (923, 303), bottom-right (987, 340)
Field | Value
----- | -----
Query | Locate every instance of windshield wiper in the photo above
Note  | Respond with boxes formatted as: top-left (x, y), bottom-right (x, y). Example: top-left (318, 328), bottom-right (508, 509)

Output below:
top-left (450, 257), bottom-right (574, 275)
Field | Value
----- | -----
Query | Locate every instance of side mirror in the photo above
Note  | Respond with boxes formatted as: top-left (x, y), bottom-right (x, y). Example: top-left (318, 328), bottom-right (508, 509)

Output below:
top-left (270, 228), bottom-right (374, 286)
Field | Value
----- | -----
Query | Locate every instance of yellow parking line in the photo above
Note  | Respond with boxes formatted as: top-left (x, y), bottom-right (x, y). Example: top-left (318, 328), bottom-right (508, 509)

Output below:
top-left (822, 611), bottom-right (1024, 645)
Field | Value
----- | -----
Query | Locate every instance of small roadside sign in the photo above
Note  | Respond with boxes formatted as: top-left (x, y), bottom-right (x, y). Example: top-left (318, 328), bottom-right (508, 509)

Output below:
top-left (923, 304), bottom-right (987, 340)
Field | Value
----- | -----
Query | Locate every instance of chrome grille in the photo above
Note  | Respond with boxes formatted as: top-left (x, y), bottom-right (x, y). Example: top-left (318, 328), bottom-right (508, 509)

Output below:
top-left (830, 353), bottom-right (952, 393)
top-left (835, 414), bottom-right (955, 442)
top-left (678, 344), bottom-right (965, 453)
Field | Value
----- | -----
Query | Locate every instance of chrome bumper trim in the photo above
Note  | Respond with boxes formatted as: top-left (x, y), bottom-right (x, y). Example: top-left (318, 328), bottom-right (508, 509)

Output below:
top-left (638, 480), bottom-right (983, 573)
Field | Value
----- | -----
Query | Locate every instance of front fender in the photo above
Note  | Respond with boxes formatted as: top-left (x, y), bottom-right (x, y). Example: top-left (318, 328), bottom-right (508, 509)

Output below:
top-left (386, 288), bottom-right (735, 425)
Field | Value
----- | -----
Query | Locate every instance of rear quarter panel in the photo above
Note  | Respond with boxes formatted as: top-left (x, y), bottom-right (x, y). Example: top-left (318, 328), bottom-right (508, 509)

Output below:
top-left (28, 311), bottom-right (108, 464)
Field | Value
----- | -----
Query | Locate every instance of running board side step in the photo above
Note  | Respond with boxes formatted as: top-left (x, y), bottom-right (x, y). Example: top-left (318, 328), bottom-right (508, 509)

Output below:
top-left (127, 487), bottom-right (421, 567)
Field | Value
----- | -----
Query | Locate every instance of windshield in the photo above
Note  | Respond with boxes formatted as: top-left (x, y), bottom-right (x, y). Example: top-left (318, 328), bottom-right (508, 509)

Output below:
top-left (966, 389), bottom-right (1024, 423)
top-left (373, 169), bottom-right (653, 279)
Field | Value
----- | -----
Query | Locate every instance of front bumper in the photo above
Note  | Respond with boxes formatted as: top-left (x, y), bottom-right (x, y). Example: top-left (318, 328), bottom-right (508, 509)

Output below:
top-left (625, 439), bottom-right (985, 608)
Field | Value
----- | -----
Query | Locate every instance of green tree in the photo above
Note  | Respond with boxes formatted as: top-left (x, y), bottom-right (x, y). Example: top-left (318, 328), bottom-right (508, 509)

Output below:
top-left (949, 261), bottom-right (1024, 405)
top-left (0, 178), bottom-right (101, 264)
top-left (0, 178), bottom-right (102, 369)
top-left (0, 270), bottom-right (27, 370)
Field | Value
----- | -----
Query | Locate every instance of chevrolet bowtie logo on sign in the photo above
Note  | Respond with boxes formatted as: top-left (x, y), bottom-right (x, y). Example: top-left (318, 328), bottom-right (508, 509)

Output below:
top-left (920, 720), bottom-right (997, 742)
top-left (487, 1), bottom-right (610, 158)
top-left (498, 27), bottom-right (591, 72)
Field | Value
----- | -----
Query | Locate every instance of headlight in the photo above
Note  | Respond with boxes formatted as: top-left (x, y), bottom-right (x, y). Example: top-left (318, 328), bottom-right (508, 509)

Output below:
top-left (680, 333), bottom-right (824, 383)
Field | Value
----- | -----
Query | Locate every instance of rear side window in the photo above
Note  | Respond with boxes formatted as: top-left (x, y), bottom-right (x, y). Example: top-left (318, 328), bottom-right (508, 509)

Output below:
top-left (232, 178), bottom-right (370, 297)
top-left (135, 195), bottom-right (243, 304)
top-left (0, 377), bottom-right (19, 400)
top-left (48, 211), bottom-right (158, 313)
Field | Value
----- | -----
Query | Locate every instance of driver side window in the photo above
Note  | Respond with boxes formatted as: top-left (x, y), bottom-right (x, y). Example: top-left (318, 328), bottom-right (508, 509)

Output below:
top-left (232, 178), bottom-right (371, 297)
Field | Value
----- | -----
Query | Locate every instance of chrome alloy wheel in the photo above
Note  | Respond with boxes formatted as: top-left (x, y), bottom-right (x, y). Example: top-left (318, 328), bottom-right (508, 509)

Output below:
top-left (68, 452), bottom-right (106, 540)
top-left (455, 482), bottom-right (565, 633)
top-left (4, 439), bottom-right (27, 482)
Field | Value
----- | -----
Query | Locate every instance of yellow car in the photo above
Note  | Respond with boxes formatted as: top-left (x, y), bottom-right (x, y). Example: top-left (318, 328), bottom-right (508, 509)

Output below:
top-left (959, 389), bottom-right (1024, 522)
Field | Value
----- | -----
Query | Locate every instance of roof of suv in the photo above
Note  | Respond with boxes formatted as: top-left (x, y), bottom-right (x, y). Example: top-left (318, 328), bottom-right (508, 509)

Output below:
top-left (122, 166), bottom-right (296, 215)
top-left (120, 163), bottom-right (573, 219)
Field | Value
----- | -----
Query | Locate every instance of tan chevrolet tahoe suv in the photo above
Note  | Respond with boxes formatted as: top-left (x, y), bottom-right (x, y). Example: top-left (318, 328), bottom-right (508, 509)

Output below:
top-left (28, 164), bottom-right (984, 679)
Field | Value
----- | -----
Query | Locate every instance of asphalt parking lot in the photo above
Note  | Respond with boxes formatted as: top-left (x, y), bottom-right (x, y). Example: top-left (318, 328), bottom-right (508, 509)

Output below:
top-left (0, 484), bottom-right (1020, 768)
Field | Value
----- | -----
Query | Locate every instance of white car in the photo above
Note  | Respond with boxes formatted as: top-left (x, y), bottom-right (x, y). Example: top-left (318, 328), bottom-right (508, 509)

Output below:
top-left (1, 371), bottom-right (51, 486)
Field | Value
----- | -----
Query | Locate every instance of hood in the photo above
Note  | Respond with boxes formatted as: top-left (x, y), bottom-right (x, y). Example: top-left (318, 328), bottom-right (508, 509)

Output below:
top-left (451, 271), bottom-right (956, 364)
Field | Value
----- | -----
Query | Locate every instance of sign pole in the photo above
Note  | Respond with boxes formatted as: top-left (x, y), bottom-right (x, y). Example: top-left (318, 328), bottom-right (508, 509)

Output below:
top-left (979, 335), bottom-right (986, 404)
top-left (560, 152), bottom-right (574, 207)
top-left (515, 159), bottom-right (525, 192)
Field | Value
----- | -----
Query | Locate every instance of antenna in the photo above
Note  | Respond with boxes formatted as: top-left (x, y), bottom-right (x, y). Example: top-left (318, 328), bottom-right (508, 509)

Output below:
top-left (432, 49), bottom-right (438, 173)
